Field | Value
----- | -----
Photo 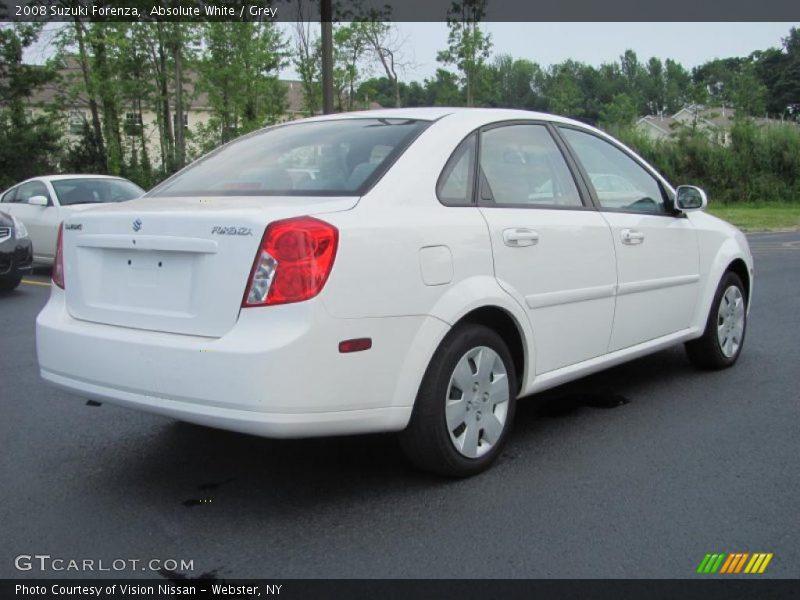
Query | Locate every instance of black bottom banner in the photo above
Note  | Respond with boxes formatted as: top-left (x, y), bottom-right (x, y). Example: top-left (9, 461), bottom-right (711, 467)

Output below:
top-left (3, 579), bottom-right (799, 600)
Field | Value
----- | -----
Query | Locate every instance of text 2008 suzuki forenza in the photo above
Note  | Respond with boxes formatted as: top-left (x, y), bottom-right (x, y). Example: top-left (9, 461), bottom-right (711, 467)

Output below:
top-left (37, 108), bottom-right (753, 476)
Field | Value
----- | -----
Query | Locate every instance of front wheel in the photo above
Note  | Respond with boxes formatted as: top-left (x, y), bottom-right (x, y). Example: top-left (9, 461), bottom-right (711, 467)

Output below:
top-left (685, 271), bottom-right (747, 369)
top-left (399, 324), bottom-right (518, 477)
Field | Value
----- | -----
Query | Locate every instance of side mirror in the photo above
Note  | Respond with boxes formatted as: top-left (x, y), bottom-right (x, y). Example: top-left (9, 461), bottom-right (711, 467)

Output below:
top-left (27, 195), bottom-right (49, 207)
top-left (675, 185), bottom-right (707, 212)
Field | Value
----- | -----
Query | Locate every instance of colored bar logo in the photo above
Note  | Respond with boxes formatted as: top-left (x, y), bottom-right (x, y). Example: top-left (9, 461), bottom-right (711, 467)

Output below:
top-left (697, 552), bottom-right (773, 574)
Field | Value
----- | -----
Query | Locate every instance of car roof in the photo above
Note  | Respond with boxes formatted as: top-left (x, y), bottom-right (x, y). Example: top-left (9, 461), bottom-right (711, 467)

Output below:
top-left (38, 174), bottom-right (130, 182)
top-left (301, 106), bottom-right (593, 129)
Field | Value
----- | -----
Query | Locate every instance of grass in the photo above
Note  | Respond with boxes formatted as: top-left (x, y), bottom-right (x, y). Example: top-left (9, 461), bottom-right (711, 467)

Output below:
top-left (706, 203), bottom-right (800, 232)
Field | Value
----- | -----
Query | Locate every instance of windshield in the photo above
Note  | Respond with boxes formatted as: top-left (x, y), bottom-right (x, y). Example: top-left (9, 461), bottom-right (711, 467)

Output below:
top-left (52, 179), bottom-right (144, 206)
top-left (148, 118), bottom-right (429, 197)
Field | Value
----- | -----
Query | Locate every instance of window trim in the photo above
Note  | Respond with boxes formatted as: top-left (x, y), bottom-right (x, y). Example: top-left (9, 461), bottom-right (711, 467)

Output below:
top-left (475, 119), bottom-right (594, 212)
top-left (554, 124), bottom-right (682, 218)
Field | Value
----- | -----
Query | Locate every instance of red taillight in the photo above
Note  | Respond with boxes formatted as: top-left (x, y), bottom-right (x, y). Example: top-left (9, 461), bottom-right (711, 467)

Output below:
top-left (53, 222), bottom-right (65, 289)
top-left (243, 216), bottom-right (338, 307)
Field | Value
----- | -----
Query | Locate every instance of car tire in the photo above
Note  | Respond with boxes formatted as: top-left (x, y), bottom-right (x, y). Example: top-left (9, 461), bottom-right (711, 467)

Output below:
top-left (0, 274), bottom-right (23, 292)
top-left (685, 271), bottom-right (747, 370)
top-left (399, 324), bottom-right (518, 477)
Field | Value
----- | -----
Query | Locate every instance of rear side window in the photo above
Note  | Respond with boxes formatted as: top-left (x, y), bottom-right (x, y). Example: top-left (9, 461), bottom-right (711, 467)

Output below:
top-left (150, 118), bottom-right (429, 197)
top-left (478, 124), bottom-right (583, 208)
top-left (437, 133), bottom-right (476, 206)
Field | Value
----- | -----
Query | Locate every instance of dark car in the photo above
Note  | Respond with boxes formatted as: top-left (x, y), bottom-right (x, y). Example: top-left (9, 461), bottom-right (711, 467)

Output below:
top-left (0, 210), bottom-right (33, 291)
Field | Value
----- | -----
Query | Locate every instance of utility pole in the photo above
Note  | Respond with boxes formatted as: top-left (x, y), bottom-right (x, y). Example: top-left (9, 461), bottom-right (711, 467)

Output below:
top-left (321, 0), bottom-right (334, 114)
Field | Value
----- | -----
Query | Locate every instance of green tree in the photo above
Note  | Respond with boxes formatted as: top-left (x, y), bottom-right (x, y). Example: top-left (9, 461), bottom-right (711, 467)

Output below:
top-left (543, 61), bottom-right (587, 118)
top-left (729, 61), bottom-right (767, 116)
top-left (197, 22), bottom-right (288, 146)
top-left (479, 55), bottom-right (545, 109)
top-left (664, 59), bottom-right (691, 113)
top-left (403, 81), bottom-right (427, 107)
top-left (643, 57), bottom-right (666, 114)
top-left (436, 0), bottom-right (492, 107)
top-left (424, 69), bottom-right (463, 106)
top-left (357, 77), bottom-right (398, 109)
top-left (88, 24), bottom-right (124, 175)
top-left (333, 22), bottom-right (370, 111)
top-left (0, 24), bottom-right (62, 188)
top-left (361, 19), bottom-right (407, 108)
top-left (292, 2), bottom-right (322, 116)
top-left (599, 93), bottom-right (638, 127)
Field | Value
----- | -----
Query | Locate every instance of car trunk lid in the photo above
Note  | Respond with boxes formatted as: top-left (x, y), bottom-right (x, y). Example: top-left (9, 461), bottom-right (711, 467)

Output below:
top-left (62, 196), bottom-right (357, 337)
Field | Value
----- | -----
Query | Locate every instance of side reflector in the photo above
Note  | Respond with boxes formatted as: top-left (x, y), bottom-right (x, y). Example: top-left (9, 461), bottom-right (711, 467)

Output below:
top-left (338, 338), bottom-right (372, 353)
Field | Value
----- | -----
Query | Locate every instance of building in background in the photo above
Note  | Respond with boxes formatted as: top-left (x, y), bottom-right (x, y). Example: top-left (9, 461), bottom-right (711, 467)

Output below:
top-left (636, 105), bottom-right (796, 145)
top-left (20, 57), bottom-right (356, 168)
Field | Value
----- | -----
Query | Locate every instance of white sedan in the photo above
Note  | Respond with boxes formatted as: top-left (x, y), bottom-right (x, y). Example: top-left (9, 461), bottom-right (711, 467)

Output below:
top-left (0, 175), bottom-right (144, 264)
top-left (36, 108), bottom-right (753, 476)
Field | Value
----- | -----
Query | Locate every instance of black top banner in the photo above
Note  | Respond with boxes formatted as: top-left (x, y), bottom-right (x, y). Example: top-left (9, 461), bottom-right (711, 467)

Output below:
top-left (1, 0), bottom-right (799, 23)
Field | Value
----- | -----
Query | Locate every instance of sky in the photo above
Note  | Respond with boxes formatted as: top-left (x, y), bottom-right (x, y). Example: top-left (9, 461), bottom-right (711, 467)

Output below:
top-left (380, 23), bottom-right (799, 81)
top-left (22, 21), bottom-right (800, 82)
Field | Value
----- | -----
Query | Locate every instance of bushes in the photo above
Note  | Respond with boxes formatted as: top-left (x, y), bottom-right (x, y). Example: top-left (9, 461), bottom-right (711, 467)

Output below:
top-left (613, 120), bottom-right (800, 204)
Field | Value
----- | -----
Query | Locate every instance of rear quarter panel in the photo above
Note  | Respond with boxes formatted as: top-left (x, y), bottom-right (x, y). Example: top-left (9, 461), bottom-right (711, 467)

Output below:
top-left (318, 112), bottom-right (536, 395)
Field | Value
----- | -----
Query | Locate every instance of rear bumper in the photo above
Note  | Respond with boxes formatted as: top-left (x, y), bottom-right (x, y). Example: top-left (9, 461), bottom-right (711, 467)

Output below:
top-left (36, 288), bottom-right (431, 438)
top-left (40, 370), bottom-right (410, 438)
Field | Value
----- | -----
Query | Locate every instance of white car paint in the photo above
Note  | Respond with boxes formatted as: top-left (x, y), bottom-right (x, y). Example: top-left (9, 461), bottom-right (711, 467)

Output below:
top-left (0, 175), bottom-right (144, 264)
top-left (36, 108), bottom-right (753, 440)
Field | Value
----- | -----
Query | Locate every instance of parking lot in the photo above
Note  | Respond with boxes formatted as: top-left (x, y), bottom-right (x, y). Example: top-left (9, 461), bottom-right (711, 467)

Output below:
top-left (1, 232), bottom-right (798, 580)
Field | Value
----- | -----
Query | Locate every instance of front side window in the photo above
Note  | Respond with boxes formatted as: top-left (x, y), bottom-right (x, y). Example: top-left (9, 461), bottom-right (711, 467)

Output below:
top-left (560, 127), bottom-right (667, 214)
top-left (16, 181), bottom-right (51, 204)
top-left (150, 118), bottom-right (429, 197)
top-left (478, 124), bottom-right (583, 208)
top-left (52, 179), bottom-right (144, 206)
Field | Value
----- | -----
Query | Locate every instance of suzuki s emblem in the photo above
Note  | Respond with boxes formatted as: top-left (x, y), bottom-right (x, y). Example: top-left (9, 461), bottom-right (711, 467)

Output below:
top-left (132, 218), bottom-right (142, 232)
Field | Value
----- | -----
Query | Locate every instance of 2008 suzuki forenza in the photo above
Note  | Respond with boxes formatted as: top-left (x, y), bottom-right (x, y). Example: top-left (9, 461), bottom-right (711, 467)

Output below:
top-left (36, 108), bottom-right (753, 476)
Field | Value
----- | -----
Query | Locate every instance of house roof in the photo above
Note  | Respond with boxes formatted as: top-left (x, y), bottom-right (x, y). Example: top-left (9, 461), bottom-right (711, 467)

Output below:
top-left (636, 115), bottom-right (677, 134)
top-left (673, 105), bottom-right (737, 129)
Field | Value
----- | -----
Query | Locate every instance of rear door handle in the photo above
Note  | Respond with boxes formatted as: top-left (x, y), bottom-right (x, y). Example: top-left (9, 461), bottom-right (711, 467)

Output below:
top-left (503, 228), bottom-right (539, 247)
top-left (621, 229), bottom-right (645, 245)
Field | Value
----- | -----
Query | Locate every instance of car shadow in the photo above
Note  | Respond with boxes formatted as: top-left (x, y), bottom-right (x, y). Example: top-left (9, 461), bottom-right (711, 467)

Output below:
top-left (518, 344), bottom-right (692, 422)
top-left (94, 345), bottom-right (697, 517)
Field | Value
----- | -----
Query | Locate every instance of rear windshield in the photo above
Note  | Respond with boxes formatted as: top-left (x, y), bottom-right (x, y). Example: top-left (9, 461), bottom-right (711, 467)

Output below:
top-left (148, 118), bottom-right (429, 197)
top-left (53, 179), bottom-right (144, 206)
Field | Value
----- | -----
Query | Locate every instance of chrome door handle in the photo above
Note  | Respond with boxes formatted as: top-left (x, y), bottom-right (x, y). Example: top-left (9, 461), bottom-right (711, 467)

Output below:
top-left (503, 228), bottom-right (539, 247)
top-left (621, 229), bottom-right (645, 245)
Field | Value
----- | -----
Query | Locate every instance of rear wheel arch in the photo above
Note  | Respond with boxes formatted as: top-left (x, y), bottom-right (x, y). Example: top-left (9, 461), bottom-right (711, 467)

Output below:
top-left (452, 306), bottom-right (527, 394)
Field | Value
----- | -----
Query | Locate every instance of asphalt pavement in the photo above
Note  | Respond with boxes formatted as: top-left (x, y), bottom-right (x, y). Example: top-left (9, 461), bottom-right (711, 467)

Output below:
top-left (1, 233), bottom-right (798, 580)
